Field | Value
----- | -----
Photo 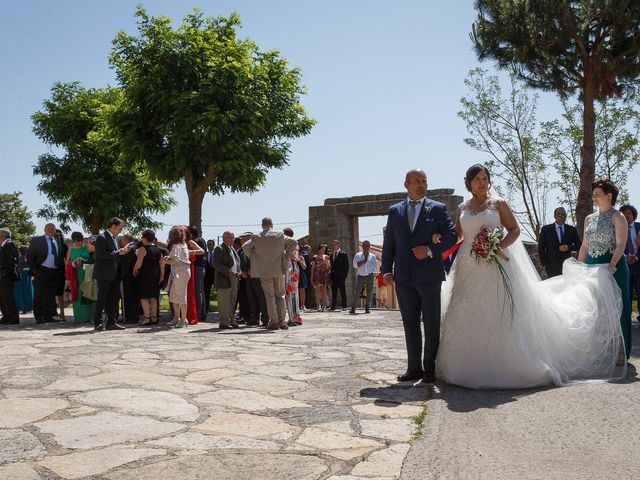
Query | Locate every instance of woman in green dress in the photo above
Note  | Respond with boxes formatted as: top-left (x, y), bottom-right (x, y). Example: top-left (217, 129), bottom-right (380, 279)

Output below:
top-left (66, 231), bottom-right (95, 323)
top-left (578, 179), bottom-right (631, 362)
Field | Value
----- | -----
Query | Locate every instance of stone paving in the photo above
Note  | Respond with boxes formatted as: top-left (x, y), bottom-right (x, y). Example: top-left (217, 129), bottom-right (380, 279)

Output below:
top-left (0, 309), bottom-right (428, 480)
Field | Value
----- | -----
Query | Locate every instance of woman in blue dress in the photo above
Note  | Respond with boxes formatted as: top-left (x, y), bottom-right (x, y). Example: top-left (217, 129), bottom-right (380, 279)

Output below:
top-left (578, 179), bottom-right (631, 361)
top-left (13, 245), bottom-right (33, 314)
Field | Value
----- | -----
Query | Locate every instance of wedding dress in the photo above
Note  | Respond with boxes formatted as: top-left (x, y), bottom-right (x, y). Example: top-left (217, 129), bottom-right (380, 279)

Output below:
top-left (437, 198), bottom-right (626, 389)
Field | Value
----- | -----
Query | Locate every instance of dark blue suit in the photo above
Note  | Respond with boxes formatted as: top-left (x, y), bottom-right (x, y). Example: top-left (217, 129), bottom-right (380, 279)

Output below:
top-left (627, 221), bottom-right (640, 320)
top-left (382, 198), bottom-right (457, 377)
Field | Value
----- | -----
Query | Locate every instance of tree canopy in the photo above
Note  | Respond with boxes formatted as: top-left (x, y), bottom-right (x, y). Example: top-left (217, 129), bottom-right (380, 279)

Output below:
top-left (109, 7), bottom-right (315, 228)
top-left (0, 192), bottom-right (36, 246)
top-left (472, 0), bottom-right (640, 232)
top-left (32, 82), bottom-right (175, 235)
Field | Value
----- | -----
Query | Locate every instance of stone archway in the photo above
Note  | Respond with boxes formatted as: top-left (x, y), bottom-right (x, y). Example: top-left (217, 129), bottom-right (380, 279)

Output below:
top-left (308, 188), bottom-right (463, 307)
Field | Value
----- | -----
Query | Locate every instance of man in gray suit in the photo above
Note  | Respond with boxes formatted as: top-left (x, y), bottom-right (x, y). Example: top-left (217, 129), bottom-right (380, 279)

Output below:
top-left (243, 218), bottom-right (297, 330)
top-left (213, 231), bottom-right (241, 329)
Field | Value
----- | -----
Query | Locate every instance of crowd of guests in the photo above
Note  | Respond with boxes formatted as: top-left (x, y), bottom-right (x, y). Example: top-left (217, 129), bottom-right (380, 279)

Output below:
top-left (0, 216), bottom-right (388, 330)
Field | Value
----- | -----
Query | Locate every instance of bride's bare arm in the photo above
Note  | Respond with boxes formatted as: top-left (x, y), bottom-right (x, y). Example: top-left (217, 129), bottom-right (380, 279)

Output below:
top-left (496, 200), bottom-right (520, 249)
top-left (577, 215), bottom-right (592, 262)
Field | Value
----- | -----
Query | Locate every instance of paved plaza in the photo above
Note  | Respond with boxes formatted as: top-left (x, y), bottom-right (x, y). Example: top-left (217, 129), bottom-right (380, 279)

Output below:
top-left (0, 310), bottom-right (638, 480)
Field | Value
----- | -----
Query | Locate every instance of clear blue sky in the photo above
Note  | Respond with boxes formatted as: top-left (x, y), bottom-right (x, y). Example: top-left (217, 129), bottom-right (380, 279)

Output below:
top-left (2, 1), bottom-right (637, 244)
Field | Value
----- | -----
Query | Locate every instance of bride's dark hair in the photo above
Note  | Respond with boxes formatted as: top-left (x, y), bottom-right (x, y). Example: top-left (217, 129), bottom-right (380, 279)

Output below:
top-left (464, 164), bottom-right (491, 192)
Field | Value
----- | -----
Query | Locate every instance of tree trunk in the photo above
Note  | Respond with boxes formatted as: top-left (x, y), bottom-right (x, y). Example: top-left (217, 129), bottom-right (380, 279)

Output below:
top-left (576, 79), bottom-right (596, 236)
top-left (90, 213), bottom-right (103, 235)
top-left (184, 166), bottom-right (217, 232)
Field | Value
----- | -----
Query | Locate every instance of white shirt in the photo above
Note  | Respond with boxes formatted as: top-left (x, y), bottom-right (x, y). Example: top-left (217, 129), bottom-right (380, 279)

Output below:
top-left (230, 246), bottom-right (240, 274)
top-left (352, 251), bottom-right (377, 276)
top-left (407, 196), bottom-right (426, 231)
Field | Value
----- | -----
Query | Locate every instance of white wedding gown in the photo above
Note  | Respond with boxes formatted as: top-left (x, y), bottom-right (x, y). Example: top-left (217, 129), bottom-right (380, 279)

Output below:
top-left (437, 200), bottom-right (626, 389)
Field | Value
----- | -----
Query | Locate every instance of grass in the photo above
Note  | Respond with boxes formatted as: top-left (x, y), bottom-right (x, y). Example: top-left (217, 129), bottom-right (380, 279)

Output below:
top-left (411, 408), bottom-right (427, 441)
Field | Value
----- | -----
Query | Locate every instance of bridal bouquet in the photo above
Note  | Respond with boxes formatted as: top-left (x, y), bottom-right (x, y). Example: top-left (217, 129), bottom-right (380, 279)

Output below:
top-left (471, 227), bottom-right (514, 318)
top-left (470, 227), bottom-right (509, 263)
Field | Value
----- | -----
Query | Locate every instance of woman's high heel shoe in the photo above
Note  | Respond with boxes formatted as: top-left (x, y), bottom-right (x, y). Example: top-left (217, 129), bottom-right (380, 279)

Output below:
top-left (175, 319), bottom-right (188, 328)
top-left (167, 318), bottom-right (179, 327)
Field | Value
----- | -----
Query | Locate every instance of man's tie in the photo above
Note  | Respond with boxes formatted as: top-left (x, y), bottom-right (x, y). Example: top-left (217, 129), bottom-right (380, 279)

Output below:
top-left (408, 200), bottom-right (420, 232)
top-left (49, 237), bottom-right (58, 266)
top-left (558, 225), bottom-right (564, 243)
top-left (627, 226), bottom-right (636, 255)
top-left (208, 251), bottom-right (213, 266)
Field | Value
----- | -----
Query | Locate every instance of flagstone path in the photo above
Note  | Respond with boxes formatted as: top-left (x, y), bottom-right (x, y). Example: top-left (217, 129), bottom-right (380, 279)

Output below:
top-left (0, 310), bottom-right (427, 479)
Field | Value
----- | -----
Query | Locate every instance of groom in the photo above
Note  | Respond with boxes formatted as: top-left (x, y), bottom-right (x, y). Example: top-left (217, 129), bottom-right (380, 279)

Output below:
top-left (381, 169), bottom-right (457, 383)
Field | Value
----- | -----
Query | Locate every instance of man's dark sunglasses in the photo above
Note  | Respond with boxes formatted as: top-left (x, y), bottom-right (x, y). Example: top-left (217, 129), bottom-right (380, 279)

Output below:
top-left (556, 213), bottom-right (567, 217)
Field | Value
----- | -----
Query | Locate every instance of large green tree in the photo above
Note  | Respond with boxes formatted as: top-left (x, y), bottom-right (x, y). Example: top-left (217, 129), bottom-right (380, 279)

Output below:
top-left (472, 0), bottom-right (640, 232)
top-left (0, 192), bottom-right (36, 246)
top-left (32, 82), bottom-right (175, 235)
top-left (109, 7), bottom-right (315, 229)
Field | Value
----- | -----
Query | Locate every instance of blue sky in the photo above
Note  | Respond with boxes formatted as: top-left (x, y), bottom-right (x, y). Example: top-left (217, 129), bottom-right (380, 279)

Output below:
top-left (2, 1), bottom-right (635, 244)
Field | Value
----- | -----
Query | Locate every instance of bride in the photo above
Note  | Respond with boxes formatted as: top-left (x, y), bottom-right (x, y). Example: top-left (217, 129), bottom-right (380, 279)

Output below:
top-left (435, 164), bottom-right (626, 389)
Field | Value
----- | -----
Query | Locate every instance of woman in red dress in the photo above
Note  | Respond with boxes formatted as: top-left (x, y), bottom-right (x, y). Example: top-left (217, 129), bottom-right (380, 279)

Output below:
top-left (183, 226), bottom-right (204, 324)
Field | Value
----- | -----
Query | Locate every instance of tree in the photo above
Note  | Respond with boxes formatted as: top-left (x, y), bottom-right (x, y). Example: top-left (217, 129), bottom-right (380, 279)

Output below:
top-left (109, 7), bottom-right (315, 229)
top-left (459, 68), bottom-right (552, 241)
top-left (542, 98), bottom-right (640, 223)
top-left (472, 0), bottom-right (640, 232)
top-left (0, 192), bottom-right (36, 246)
top-left (32, 82), bottom-right (175, 235)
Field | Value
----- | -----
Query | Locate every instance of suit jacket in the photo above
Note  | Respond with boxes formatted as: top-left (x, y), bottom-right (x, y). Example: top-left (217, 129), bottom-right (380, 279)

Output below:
top-left (27, 235), bottom-right (64, 273)
top-left (0, 239), bottom-right (19, 280)
top-left (243, 229), bottom-right (298, 278)
top-left (213, 243), bottom-right (236, 289)
top-left (93, 230), bottom-right (121, 282)
top-left (204, 249), bottom-right (215, 283)
top-left (381, 198), bottom-right (457, 284)
top-left (537, 223), bottom-right (581, 272)
top-left (329, 250), bottom-right (349, 280)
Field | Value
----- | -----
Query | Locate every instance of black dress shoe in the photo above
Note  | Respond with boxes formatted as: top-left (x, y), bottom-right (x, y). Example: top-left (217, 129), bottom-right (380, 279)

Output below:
top-left (105, 323), bottom-right (126, 331)
top-left (44, 317), bottom-right (59, 323)
top-left (36, 318), bottom-right (46, 324)
top-left (349, 309), bottom-right (356, 315)
top-left (219, 324), bottom-right (233, 330)
top-left (364, 309), bottom-right (370, 314)
top-left (94, 324), bottom-right (104, 331)
top-left (397, 371), bottom-right (424, 382)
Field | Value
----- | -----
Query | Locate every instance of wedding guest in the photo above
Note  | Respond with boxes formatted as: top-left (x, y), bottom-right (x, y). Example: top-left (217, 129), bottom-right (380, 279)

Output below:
top-left (620, 204), bottom-right (640, 322)
top-left (189, 226), bottom-right (208, 323)
top-left (184, 226), bottom-right (204, 324)
top-left (310, 244), bottom-right (330, 312)
top-left (118, 233), bottom-right (140, 324)
top-left (165, 226), bottom-right (192, 328)
top-left (283, 227), bottom-right (304, 326)
top-left (329, 239), bottom-right (349, 311)
top-left (234, 236), bottom-right (250, 323)
top-left (66, 232), bottom-right (95, 323)
top-left (240, 232), bottom-right (269, 326)
top-left (93, 218), bottom-right (130, 331)
top-left (52, 229), bottom-right (69, 321)
top-left (0, 228), bottom-right (20, 324)
top-left (375, 271), bottom-right (388, 309)
top-left (579, 181), bottom-right (632, 360)
top-left (213, 231), bottom-right (241, 329)
top-left (242, 218), bottom-right (298, 330)
top-left (298, 243), bottom-right (311, 312)
top-left (13, 246), bottom-right (33, 315)
top-left (350, 240), bottom-right (377, 314)
top-left (133, 229), bottom-right (164, 326)
top-left (28, 223), bottom-right (64, 324)
top-left (538, 207), bottom-right (582, 278)
top-left (203, 239), bottom-right (216, 313)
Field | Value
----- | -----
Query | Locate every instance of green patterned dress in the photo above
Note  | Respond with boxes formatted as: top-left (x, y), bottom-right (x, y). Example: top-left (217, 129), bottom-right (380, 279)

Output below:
top-left (585, 208), bottom-right (632, 358)
top-left (69, 245), bottom-right (95, 323)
